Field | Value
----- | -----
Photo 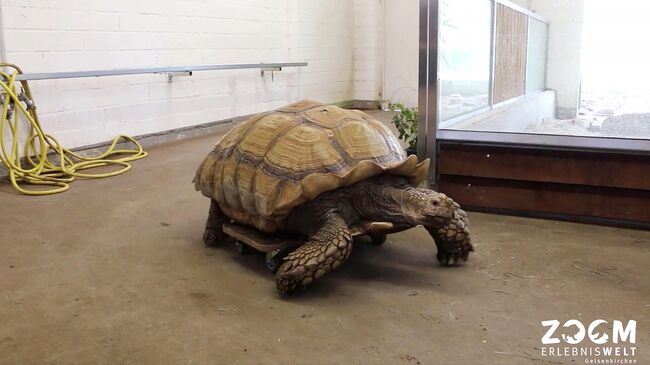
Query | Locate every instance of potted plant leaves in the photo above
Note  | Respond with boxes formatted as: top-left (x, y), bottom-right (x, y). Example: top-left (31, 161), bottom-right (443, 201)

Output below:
top-left (389, 102), bottom-right (418, 156)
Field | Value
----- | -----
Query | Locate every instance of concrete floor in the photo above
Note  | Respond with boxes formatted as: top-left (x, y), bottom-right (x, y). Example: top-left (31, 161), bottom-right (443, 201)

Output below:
top-left (1, 129), bottom-right (649, 365)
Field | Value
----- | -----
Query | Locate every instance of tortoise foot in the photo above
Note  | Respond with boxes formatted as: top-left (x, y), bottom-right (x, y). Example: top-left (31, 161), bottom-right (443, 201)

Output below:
top-left (276, 242), bottom-right (350, 296)
top-left (428, 206), bottom-right (473, 266)
top-left (203, 228), bottom-right (223, 247)
top-left (276, 214), bottom-right (352, 296)
top-left (436, 240), bottom-right (474, 266)
top-left (203, 200), bottom-right (227, 247)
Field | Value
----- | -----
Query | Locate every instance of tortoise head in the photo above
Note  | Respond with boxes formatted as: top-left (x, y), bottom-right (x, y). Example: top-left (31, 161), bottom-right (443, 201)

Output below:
top-left (402, 188), bottom-right (458, 227)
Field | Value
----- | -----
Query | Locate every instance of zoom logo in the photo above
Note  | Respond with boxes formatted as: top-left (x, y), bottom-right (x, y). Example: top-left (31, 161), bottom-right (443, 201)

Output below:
top-left (540, 319), bottom-right (637, 363)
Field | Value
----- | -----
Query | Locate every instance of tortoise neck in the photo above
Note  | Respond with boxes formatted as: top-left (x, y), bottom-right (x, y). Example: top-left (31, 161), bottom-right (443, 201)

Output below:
top-left (349, 179), bottom-right (417, 226)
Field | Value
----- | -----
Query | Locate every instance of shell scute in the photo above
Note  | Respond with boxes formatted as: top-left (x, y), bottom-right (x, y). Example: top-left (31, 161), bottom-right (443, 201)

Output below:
top-left (334, 120), bottom-right (390, 160)
top-left (264, 124), bottom-right (345, 180)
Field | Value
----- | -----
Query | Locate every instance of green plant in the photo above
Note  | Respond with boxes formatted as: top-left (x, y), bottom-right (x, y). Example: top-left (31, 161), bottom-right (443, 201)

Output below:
top-left (389, 102), bottom-right (418, 150)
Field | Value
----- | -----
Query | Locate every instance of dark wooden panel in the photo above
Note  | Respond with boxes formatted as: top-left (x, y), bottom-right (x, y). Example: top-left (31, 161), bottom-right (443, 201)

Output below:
top-left (437, 142), bottom-right (650, 225)
top-left (493, 4), bottom-right (528, 104)
top-left (440, 176), bottom-right (650, 223)
top-left (439, 144), bottom-right (650, 191)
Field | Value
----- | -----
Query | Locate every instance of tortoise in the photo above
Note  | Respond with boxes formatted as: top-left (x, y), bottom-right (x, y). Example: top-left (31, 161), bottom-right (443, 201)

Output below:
top-left (194, 100), bottom-right (473, 295)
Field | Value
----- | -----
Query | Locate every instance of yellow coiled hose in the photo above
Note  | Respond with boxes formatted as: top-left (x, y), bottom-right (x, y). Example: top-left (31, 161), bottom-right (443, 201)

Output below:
top-left (0, 63), bottom-right (147, 195)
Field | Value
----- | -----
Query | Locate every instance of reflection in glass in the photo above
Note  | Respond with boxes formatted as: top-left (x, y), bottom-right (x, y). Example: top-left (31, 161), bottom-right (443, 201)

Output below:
top-left (526, 18), bottom-right (548, 93)
top-left (439, 0), bottom-right (492, 121)
top-left (577, 0), bottom-right (650, 139)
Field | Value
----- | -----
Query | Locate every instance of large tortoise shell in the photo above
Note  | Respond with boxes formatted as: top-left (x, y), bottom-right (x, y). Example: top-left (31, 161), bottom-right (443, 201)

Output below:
top-left (194, 100), bottom-right (429, 233)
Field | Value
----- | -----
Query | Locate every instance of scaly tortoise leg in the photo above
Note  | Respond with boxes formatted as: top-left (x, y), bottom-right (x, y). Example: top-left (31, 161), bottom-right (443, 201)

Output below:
top-left (276, 213), bottom-right (352, 296)
top-left (203, 200), bottom-right (229, 247)
top-left (426, 206), bottom-right (473, 265)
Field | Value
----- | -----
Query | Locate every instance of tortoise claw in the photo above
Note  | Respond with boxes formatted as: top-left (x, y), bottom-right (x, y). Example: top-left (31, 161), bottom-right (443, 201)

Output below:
top-left (436, 240), bottom-right (474, 266)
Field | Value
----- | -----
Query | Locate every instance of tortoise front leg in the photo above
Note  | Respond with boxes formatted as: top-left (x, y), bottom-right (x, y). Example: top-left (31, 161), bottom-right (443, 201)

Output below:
top-left (203, 200), bottom-right (229, 247)
top-left (276, 213), bottom-right (352, 296)
top-left (426, 207), bottom-right (473, 265)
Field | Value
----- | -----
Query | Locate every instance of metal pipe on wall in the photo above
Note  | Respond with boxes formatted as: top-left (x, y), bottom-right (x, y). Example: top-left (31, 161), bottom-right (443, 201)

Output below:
top-left (417, 0), bottom-right (439, 188)
top-left (14, 62), bottom-right (308, 81)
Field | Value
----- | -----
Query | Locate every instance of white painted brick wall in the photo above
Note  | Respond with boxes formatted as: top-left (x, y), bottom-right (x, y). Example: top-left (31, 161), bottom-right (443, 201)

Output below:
top-left (383, 0), bottom-right (418, 107)
top-left (1, 0), bottom-right (383, 148)
top-left (353, 0), bottom-right (383, 101)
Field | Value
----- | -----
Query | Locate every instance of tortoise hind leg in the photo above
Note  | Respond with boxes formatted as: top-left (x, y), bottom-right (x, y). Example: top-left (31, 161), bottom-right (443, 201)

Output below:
top-left (203, 200), bottom-right (229, 247)
top-left (276, 213), bottom-right (352, 296)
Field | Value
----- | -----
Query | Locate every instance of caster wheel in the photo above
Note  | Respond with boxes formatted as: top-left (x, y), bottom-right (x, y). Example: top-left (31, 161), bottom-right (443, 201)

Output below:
top-left (234, 241), bottom-right (252, 255)
top-left (265, 250), bottom-right (286, 273)
top-left (370, 234), bottom-right (387, 246)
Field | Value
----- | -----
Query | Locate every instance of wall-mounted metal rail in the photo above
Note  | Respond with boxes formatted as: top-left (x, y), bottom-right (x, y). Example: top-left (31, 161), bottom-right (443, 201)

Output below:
top-left (14, 62), bottom-right (308, 81)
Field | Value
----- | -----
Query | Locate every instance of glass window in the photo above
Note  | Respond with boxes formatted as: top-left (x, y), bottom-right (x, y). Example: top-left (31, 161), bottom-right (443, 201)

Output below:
top-left (438, 0), bottom-right (650, 142)
top-left (578, 0), bottom-right (650, 139)
top-left (438, 0), bottom-right (493, 122)
top-left (526, 18), bottom-right (548, 93)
